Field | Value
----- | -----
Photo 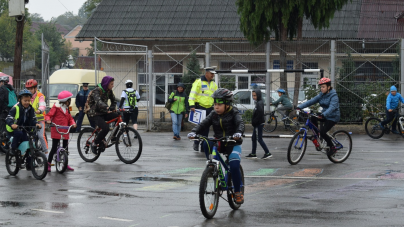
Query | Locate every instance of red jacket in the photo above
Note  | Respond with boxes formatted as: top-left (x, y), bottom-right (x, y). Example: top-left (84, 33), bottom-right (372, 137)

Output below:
top-left (45, 103), bottom-right (75, 139)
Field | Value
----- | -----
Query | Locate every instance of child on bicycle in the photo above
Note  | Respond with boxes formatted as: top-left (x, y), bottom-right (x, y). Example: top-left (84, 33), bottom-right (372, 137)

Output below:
top-left (188, 88), bottom-right (245, 204)
top-left (380, 85), bottom-right (404, 134)
top-left (296, 78), bottom-right (340, 156)
top-left (270, 88), bottom-right (293, 120)
top-left (246, 89), bottom-right (272, 159)
top-left (45, 91), bottom-right (76, 172)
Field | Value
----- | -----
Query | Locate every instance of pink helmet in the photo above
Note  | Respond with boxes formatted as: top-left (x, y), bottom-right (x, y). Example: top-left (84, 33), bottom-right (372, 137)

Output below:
top-left (318, 77), bottom-right (331, 85)
top-left (58, 90), bottom-right (73, 102)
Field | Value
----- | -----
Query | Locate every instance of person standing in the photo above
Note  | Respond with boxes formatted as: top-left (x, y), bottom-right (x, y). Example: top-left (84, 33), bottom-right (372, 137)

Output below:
top-left (188, 67), bottom-right (218, 151)
top-left (0, 76), bottom-right (17, 146)
top-left (25, 79), bottom-right (49, 157)
top-left (119, 80), bottom-right (141, 137)
top-left (75, 83), bottom-right (92, 132)
top-left (168, 82), bottom-right (189, 140)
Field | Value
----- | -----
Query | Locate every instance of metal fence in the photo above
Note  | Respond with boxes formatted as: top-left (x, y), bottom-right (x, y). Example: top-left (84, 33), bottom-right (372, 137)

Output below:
top-left (2, 60), bottom-right (35, 76)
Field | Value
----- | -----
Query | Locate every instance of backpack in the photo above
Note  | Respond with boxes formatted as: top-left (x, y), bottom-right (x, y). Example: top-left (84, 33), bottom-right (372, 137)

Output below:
top-left (125, 90), bottom-right (137, 107)
top-left (6, 88), bottom-right (17, 108)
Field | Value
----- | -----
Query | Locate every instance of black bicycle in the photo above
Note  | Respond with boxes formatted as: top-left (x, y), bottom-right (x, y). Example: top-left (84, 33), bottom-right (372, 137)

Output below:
top-left (365, 106), bottom-right (404, 139)
top-left (263, 106), bottom-right (306, 133)
top-left (0, 118), bottom-right (9, 153)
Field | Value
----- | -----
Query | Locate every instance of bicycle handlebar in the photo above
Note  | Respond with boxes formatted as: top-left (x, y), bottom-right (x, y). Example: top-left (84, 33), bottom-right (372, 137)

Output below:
top-left (49, 122), bottom-right (74, 135)
top-left (190, 135), bottom-right (237, 143)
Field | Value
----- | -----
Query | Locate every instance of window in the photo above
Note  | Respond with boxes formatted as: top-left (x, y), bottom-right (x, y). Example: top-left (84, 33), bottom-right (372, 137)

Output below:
top-left (138, 74), bottom-right (149, 102)
top-left (273, 60), bottom-right (293, 70)
top-left (238, 76), bottom-right (249, 89)
top-left (354, 61), bottom-right (394, 81)
top-left (233, 91), bottom-right (251, 105)
top-left (49, 84), bottom-right (78, 99)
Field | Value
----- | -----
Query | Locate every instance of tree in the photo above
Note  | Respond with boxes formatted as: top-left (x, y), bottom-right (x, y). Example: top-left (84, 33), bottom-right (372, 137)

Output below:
top-left (83, 0), bottom-right (102, 18)
top-left (30, 13), bottom-right (44, 22)
top-left (182, 50), bottom-right (202, 95)
top-left (55, 11), bottom-right (87, 30)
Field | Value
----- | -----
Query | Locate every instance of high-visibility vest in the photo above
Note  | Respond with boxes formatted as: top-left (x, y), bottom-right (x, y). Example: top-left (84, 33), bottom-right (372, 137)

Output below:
top-left (6, 105), bottom-right (19, 132)
top-left (189, 79), bottom-right (218, 108)
top-left (32, 92), bottom-right (46, 121)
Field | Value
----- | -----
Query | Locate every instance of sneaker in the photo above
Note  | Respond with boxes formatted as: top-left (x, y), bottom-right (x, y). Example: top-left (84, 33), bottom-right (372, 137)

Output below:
top-left (234, 192), bottom-right (244, 204)
top-left (245, 153), bottom-right (257, 159)
top-left (327, 146), bottom-right (337, 156)
top-left (392, 130), bottom-right (400, 134)
top-left (177, 136), bottom-right (181, 140)
top-left (193, 143), bottom-right (199, 151)
top-left (67, 165), bottom-right (74, 171)
top-left (262, 153), bottom-right (273, 159)
top-left (173, 136), bottom-right (178, 140)
top-left (91, 143), bottom-right (99, 155)
top-left (48, 163), bottom-right (51, 172)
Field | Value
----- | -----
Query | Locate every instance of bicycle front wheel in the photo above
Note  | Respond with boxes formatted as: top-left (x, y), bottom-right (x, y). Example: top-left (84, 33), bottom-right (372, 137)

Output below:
top-left (55, 149), bottom-right (68, 174)
top-left (31, 151), bottom-right (48, 180)
top-left (287, 130), bottom-right (307, 165)
top-left (365, 117), bottom-right (384, 139)
top-left (5, 152), bottom-right (20, 176)
top-left (115, 127), bottom-right (142, 164)
top-left (77, 128), bottom-right (101, 162)
top-left (328, 130), bottom-right (352, 163)
top-left (199, 166), bottom-right (220, 219)
top-left (263, 114), bottom-right (277, 133)
top-left (227, 165), bottom-right (244, 210)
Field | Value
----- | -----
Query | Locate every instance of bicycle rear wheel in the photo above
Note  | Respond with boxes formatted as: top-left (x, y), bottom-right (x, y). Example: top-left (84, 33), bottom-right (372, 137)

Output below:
top-left (55, 149), bottom-right (68, 174)
top-left (227, 165), bottom-right (244, 210)
top-left (5, 153), bottom-right (19, 176)
top-left (115, 127), bottom-right (142, 164)
top-left (286, 114), bottom-right (304, 134)
top-left (31, 151), bottom-right (48, 180)
top-left (263, 114), bottom-right (277, 133)
top-left (199, 166), bottom-right (220, 219)
top-left (77, 128), bottom-right (101, 162)
top-left (287, 130), bottom-right (307, 165)
top-left (328, 130), bottom-right (352, 163)
top-left (365, 117), bottom-right (384, 139)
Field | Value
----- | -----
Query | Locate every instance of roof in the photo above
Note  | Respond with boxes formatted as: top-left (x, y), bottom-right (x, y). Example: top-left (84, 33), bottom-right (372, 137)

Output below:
top-left (30, 22), bottom-right (70, 36)
top-left (77, 0), bottom-right (404, 40)
top-left (65, 25), bottom-right (83, 38)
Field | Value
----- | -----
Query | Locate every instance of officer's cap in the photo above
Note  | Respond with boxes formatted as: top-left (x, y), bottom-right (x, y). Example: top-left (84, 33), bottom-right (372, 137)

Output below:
top-left (83, 83), bottom-right (89, 87)
top-left (204, 66), bottom-right (217, 74)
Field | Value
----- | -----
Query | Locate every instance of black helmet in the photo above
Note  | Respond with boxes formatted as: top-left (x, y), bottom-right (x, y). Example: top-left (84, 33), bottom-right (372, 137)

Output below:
top-left (18, 89), bottom-right (32, 98)
top-left (212, 88), bottom-right (233, 104)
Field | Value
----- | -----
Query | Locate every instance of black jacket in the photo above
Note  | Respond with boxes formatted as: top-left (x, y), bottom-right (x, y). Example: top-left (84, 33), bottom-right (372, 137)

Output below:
top-left (191, 106), bottom-right (245, 153)
top-left (252, 89), bottom-right (265, 127)
top-left (0, 84), bottom-right (15, 114)
top-left (6, 103), bottom-right (37, 130)
top-left (75, 89), bottom-right (90, 109)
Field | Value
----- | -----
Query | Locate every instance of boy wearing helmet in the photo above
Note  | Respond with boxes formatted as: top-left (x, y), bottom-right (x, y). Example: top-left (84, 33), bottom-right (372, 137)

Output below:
top-left (380, 85), bottom-right (404, 134)
top-left (188, 88), bottom-right (245, 204)
top-left (270, 88), bottom-right (293, 120)
top-left (25, 79), bottom-right (49, 157)
top-left (297, 77), bottom-right (340, 156)
top-left (6, 90), bottom-right (42, 165)
top-left (119, 80), bottom-right (141, 135)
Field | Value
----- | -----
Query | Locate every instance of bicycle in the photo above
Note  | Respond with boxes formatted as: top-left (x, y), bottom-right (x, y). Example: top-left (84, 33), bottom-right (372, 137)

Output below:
top-left (5, 126), bottom-right (48, 180)
top-left (191, 135), bottom-right (245, 219)
top-left (287, 111), bottom-right (352, 165)
top-left (77, 109), bottom-right (142, 164)
top-left (365, 107), bottom-right (404, 139)
top-left (49, 123), bottom-right (75, 173)
top-left (263, 106), bottom-right (306, 133)
top-left (0, 118), bottom-right (9, 153)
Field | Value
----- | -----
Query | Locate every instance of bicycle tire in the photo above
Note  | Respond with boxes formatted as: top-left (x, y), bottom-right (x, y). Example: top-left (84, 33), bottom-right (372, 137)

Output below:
top-left (227, 165), bottom-right (245, 210)
top-left (287, 130), bottom-right (307, 165)
top-left (77, 128), bottom-right (101, 162)
top-left (115, 127), bottom-right (142, 164)
top-left (199, 166), bottom-right (220, 219)
top-left (398, 117), bottom-right (404, 138)
top-left (0, 131), bottom-right (9, 154)
top-left (5, 152), bottom-right (20, 176)
top-left (31, 151), bottom-right (48, 180)
top-left (263, 114), bottom-right (277, 133)
top-left (328, 130), bottom-right (352, 163)
top-left (365, 117), bottom-right (384, 139)
top-left (286, 114), bottom-right (304, 134)
top-left (55, 149), bottom-right (68, 174)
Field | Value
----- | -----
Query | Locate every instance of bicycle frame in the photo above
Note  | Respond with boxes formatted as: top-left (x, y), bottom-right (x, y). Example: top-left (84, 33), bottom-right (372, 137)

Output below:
top-left (85, 113), bottom-right (127, 147)
top-left (51, 123), bottom-right (74, 161)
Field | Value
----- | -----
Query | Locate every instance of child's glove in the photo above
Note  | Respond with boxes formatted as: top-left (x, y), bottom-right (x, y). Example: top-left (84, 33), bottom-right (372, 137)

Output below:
top-left (232, 133), bottom-right (242, 139)
top-left (187, 132), bottom-right (196, 139)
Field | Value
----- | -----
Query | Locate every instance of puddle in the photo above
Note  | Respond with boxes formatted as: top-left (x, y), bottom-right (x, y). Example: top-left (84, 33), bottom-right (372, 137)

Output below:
top-left (51, 202), bottom-right (69, 210)
top-left (88, 190), bottom-right (138, 198)
top-left (0, 201), bottom-right (25, 208)
top-left (132, 177), bottom-right (189, 183)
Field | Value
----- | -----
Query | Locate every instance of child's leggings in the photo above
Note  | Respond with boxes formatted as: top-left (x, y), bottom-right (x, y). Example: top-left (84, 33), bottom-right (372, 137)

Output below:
top-left (48, 139), bottom-right (68, 163)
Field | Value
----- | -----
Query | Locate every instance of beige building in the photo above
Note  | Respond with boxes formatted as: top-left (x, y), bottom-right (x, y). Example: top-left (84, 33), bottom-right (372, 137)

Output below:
top-left (65, 25), bottom-right (92, 57)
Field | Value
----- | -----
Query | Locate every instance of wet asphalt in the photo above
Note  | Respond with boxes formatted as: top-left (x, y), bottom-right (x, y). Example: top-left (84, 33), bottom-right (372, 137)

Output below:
top-left (0, 130), bottom-right (404, 226)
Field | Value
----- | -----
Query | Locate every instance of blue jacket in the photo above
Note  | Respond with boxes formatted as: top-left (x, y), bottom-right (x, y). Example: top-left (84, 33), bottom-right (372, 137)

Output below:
top-left (298, 89), bottom-right (340, 123)
top-left (386, 92), bottom-right (404, 110)
top-left (75, 89), bottom-right (90, 109)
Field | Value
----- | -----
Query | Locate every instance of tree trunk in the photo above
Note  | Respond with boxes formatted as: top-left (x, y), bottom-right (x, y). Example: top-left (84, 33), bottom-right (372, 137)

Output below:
top-left (13, 16), bottom-right (25, 90)
top-left (279, 19), bottom-right (288, 91)
top-left (293, 17), bottom-right (303, 107)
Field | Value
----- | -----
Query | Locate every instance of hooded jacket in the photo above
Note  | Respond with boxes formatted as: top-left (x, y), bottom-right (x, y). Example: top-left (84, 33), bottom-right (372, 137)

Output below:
top-left (298, 89), bottom-right (340, 122)
top-left (0, 84), bottom-right (15, 114)
top-left (252, 89), bottom-right (265, 127)
top-left (386, 85), bottom-right (404, 110)
top-left (87, 78), bottom-right (117, 117)
top-left (168, 82), bottom-right (189, 114)
top-left (45, 103), bottom-right (76, 139)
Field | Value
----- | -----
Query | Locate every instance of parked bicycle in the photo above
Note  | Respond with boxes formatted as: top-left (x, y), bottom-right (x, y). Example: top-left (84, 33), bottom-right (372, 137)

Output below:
top-left (365, 107), bottom-right (404, 139)
top-left (5, 126), bottom-right (48, 180)
top-left (77, 109), bottom-right (142, 164)
top-left (49, 123), bottom-right (75, 173)
top-left (287, 111), bottom-right (352, 165)
top-left (263, 106), bottom-right (306, 133)
top-left (191, 135), bottom-right (245, 219)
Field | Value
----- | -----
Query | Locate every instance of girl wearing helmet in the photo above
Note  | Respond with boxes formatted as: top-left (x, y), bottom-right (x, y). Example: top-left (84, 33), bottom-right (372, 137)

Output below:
top-left (188, 88), bottom-right (245, 204)
top-left (270, 88), bottom-right (293, 120)
top-left (297, 77), bottom-right (340, 156)
top-left (45, 91), bottom-right (76, 172)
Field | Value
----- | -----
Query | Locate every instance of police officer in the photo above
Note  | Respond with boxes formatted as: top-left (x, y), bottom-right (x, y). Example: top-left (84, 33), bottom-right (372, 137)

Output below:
top-left (188, 66), bottom-right (218, 151)
top-left (75, 83), bottom-right (91, 132)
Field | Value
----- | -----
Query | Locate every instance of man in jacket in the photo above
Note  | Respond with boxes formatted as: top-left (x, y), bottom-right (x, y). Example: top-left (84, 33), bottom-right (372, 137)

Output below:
top-left (75, 82), bottom-right (91, 132)
top-left (188, 67), bottom-right (218, 151)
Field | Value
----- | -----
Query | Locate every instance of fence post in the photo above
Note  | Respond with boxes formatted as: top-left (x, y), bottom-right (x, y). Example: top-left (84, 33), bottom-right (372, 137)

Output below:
top-left (401, 39), bottom-right (404, 114)
top-left (148, 50), bottom-right (154, 131)
top-left (265, 42), bottom-right (271, 113)
top-left (331, 40), bottom-right (336, 88)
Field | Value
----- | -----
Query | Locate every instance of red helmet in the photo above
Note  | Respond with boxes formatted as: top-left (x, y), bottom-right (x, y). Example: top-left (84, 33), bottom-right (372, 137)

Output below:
top-left (318, 77), bottom-right (331, 85)
top-left (25, 79), bottom-right (38, 88)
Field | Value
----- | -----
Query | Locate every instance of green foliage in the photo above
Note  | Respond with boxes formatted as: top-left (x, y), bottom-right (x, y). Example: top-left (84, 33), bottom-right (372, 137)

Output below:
top-left (0, 0), bottom-right (7, 16)
top-left (182, 50), bottom-right (202, 95)
top-left (219, 76), bottom-right (236, 91)
top-left (55, 11), bottom-right (87, 30)
top-left (30, 13), bottom-right (44, 22)
top-left (241, 109), bottom-right (253, 124)
top-left (83, 0), bottom-right (102, 19)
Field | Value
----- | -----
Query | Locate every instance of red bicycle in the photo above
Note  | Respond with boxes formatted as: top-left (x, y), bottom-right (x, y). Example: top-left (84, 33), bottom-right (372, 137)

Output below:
top-left (77, 110), bottom-right (142, 164)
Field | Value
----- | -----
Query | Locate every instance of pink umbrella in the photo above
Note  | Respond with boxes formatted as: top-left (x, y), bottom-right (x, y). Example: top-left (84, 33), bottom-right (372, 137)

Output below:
top-left (0, 72), bottom-right (13, 86)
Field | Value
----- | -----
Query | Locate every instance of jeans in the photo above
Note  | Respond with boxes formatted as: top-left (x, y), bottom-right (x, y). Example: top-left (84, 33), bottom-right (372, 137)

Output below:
top-left (311, 116), bottom-right (336, 147)
top-left (381, 108), bottom-right (398, 131)
top-left (90, 113), bottom-right (119, 144)
top-left (252, 124), bottom-right (270, 154)
top-left (170, 113), bottom-right (183, 137)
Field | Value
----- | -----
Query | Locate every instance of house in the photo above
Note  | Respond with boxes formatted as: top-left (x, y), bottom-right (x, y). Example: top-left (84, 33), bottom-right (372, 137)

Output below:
top-left (64, 25), bottom-right (92, 57)
top-left (30, 22), bottom-right (70, 37)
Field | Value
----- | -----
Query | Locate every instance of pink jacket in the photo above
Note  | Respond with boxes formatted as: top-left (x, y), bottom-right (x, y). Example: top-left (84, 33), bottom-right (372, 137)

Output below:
top-left (31, 91), bottom-right (46, 113)
top-left (45, 103), bottom-right (75, 139)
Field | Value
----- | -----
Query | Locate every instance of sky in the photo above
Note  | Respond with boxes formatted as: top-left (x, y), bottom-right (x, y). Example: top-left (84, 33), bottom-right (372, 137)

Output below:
top-left (26, 0), bottom-right (87, 21)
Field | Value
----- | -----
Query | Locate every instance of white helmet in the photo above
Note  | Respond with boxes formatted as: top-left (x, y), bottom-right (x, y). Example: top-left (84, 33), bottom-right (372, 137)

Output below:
top-left (125, 80), bottom-right (133, 84)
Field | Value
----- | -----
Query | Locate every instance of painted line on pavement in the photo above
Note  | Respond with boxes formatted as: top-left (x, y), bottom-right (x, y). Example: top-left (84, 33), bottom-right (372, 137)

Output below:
top-left (31, 209), bottom-right (64, 214)
top-left (160, 214), bottom-right (173, 218)
top-left (99, 217), bottom-right (133, 222)
top-left (176, 173), bottom-right (389, 180)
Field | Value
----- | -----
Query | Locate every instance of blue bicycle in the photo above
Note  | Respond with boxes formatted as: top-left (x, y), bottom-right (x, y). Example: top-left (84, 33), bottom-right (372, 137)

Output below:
top-left (287, 111), bottom-right (352, 165)
top-left (192, 135), bottom-right (245, 219)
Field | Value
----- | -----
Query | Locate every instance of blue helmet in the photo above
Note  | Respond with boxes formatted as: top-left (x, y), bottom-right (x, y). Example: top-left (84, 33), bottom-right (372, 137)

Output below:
top-left (18, 89), bottom-right (32, 98)
top-left (276, 89), bottom-right (286, 93)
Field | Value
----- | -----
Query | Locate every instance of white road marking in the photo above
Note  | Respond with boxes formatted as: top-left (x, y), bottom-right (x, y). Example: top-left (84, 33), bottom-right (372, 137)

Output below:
top-left (99, 216), bottom-right (133, 222)
top-left (31, 209), bottom-right (64, 214)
